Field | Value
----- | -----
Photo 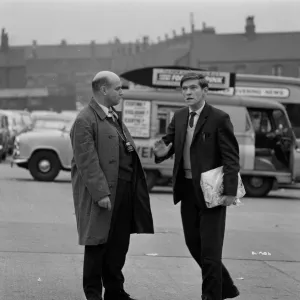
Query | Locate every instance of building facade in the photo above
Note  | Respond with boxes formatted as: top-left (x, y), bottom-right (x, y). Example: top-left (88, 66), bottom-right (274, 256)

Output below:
top-left (1, 16), bottom-right (300, 104)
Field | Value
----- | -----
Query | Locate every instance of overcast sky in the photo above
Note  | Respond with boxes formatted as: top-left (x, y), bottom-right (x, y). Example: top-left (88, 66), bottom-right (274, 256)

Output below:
top-left (0, 0), bottom-right (299, 45)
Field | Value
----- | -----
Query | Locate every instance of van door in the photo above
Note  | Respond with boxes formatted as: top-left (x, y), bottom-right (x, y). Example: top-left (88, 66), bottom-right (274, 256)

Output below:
top-left (215, 105), bottom-right (255, 170)
top-left (271, 108), bottom-right (300, 181)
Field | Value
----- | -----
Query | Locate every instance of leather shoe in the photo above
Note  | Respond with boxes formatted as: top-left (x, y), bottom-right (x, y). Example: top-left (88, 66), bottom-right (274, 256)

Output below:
top-left (104, 289), bottom-right (136, 300)
top-left (222, 285), bottom-right (240, 299)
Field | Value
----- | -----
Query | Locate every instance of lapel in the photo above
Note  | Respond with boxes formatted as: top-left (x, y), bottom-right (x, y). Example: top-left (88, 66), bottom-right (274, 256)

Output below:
top-left (191, 103), bottom-right (211, 145)
top-left (178, 107), bottom-right (190, 145)
top-left (112, 106), bottom-right (137, 151)
top-left (88, 97), bottom-right (107, 120)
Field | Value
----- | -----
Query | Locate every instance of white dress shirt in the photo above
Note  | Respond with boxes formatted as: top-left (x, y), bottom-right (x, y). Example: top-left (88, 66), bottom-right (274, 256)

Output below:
top-left (97, 103), bottom-right (118, 121)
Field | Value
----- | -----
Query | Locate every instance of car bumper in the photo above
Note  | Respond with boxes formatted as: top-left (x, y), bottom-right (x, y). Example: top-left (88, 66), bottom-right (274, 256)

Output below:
top-left (11, 153), bottom-right (29, 168)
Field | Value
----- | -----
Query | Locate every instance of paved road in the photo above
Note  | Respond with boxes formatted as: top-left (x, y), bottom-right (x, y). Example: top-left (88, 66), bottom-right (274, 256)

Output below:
top-left (0, 163), bottom-right (300, 300)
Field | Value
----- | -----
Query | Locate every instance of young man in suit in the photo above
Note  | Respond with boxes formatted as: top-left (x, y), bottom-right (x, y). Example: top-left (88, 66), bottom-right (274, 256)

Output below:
top-left (153, 73), bottom-right (240, 300)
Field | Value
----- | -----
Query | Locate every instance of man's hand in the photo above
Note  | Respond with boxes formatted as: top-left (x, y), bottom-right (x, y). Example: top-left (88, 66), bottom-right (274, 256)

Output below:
top-left (97, 196), bottom-right (111, 211)
top-left (221, 196), bottom-right (236, 206)
top-left (153, 140), bottom-right (173, 158)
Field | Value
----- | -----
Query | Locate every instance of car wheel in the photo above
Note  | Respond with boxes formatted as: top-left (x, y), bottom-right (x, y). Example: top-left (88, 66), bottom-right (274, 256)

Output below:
top-left (242, 176), bottom-right (273, 197)
top-left (29, 150), bottom-right (61, 181)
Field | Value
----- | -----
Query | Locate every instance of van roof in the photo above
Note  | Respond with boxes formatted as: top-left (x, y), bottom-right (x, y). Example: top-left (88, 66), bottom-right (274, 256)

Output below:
top-left (237, 73), bottom-right (300, 86)
top-left (123, 90), bottom-right (285, 110)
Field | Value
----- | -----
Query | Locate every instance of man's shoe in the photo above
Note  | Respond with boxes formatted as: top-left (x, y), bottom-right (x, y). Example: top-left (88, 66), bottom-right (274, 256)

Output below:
top-left (222, 285), bottom-right (240, 299)
top-left (104, 289), bottom-right (136, 300)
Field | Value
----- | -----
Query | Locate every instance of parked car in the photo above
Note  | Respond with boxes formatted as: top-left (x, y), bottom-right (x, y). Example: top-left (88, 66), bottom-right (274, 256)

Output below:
top-left (14, 110), bottom-right (34, 131)
top-left (12, 115), bottom-right (76, 181)
top-left (0, 113), bottom-right (9, 161)
top-left (0, 109), bottom-right (32, 155)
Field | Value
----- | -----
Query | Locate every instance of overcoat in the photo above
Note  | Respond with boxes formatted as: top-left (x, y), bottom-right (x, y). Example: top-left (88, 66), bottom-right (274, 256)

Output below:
top-left (70, 98), bottom-right (154, 245)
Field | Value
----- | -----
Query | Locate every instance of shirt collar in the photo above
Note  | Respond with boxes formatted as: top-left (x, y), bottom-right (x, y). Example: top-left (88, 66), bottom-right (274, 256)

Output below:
top-left (189, 101), bottom-right (205, 115)
top-left (97, 103), bottom-right (110, 116)
top-left (97, 102), bottom-right (117, 119)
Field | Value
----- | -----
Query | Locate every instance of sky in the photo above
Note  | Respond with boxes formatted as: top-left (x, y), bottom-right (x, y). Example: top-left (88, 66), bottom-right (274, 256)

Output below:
top-left (0, 0), bottom-right (299, 45)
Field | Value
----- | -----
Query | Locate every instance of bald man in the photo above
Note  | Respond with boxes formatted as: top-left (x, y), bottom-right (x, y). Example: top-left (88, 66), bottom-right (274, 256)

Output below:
top-left (70, 71), bottom-right (154, 300)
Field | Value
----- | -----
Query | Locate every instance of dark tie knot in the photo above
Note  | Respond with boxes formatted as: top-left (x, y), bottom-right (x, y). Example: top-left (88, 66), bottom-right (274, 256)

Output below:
top-left (189, 111), bottom-right (197, 128)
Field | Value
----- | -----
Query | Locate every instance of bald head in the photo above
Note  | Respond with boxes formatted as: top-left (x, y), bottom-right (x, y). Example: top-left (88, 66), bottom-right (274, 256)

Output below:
top-left (92, 71), bottom-right (120, 93)
top-left (92, 71), bottom-right (123, 107)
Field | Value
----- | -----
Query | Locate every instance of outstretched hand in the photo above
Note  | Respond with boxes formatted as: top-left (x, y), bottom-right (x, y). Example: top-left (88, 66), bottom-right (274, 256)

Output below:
top-left (153, 140), bottom-right (173, 158)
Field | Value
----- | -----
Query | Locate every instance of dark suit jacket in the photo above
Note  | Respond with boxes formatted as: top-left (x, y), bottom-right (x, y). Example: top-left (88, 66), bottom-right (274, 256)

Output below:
top-left (155, 103), bottom-right (240, 208)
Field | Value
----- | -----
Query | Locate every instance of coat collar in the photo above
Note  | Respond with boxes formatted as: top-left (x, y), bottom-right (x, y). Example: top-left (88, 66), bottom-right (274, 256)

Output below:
top-left (89, 97), bottom-right (107, 120)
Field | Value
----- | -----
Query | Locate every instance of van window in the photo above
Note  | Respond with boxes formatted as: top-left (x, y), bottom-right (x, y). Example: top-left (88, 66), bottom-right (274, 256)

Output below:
top-left (214, 105), bottom-right (248, 133)
top-left (156, 105), bottom-right (183, 135)
top-left (248, 110), bottom-right (272, 133)
top-left (158, 111), bottom-right (168, 134)
top-left (284, 104), bottom-right (300, 138)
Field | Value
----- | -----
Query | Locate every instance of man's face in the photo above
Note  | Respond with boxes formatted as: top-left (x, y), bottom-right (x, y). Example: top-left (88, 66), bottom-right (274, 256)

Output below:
top-left (104, 77), bottom-right (123, 107)
top-left (181, 79), bottom-right (207, 108)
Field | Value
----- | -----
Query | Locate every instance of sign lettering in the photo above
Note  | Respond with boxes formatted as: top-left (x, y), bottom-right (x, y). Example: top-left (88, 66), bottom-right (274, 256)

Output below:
top-left (123, 100), bottom-right (151, 138)
top-left (136, 145), bottom-right (174, 160)
top-left (152, 68), bottom-right (231, 89)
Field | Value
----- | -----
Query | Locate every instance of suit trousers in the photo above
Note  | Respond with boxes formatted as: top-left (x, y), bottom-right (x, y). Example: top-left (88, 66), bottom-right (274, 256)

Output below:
top-left (181, 179), bottom-right (236, 300)
top-left (83, 178), bottom-right (133, 300)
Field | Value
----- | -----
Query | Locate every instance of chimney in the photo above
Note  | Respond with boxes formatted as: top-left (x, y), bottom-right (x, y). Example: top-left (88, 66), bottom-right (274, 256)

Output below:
top-left (190, 12), bottom-right (195, 32)
top-left (31, 40), bottom-right (38, 58)
top-left (172, 30), bottom-right (176, 38)
top-left (60, 39), bottom-right (67, 46)
top-left (135, 39), bottom-right (141, 53)
top-left (143, 36), bottom-right (149, 47)
top-left (0, 28), bottom-right (9, 52)
top-left (202, 22), bottom-right (216, 34)
top-left (165, 33), bottom-right (169, 40)
top-left (157, 36), bottom-right (161, 43)
top-left (90, 40), bottom-right (96, 57)
top-left (245, 16), bottom-right (255, 37)
top-left (114, 37), bottom-right (121, 44)
top-left (181, 27), bottom-right (186, 35)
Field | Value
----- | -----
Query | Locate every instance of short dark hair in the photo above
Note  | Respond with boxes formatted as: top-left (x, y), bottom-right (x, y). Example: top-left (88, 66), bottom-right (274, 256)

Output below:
top-left (180, 72), bottom-right (209, 89)
top-left (91, 76), bottom-right (111, 93)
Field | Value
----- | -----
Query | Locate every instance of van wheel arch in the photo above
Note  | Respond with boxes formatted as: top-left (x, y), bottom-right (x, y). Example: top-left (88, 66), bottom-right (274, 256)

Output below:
top-left (242, 176), bottom-right (273, 197)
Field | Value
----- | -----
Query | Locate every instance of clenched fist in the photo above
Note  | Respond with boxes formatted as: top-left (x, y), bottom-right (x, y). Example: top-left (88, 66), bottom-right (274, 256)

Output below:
top-left (97, 196), bottom-right (111, 211)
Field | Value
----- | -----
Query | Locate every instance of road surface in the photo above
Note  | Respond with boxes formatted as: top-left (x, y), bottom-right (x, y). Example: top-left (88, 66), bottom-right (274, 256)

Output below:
top-left (0, 163), bottom-right (299, 300)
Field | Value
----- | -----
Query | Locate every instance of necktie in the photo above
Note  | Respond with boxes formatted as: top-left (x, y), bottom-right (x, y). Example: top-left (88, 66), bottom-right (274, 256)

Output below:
top-left (109, 109), bottom-right (117, 122)
top-left (189, 112), bottom-right (197, 128)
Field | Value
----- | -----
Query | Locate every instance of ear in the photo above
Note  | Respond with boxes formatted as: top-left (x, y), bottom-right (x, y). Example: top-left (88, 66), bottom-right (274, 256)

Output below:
top-left (100, 85), bottom-right (107, 95)
top-left (203, 87), bottom-right (209, 93)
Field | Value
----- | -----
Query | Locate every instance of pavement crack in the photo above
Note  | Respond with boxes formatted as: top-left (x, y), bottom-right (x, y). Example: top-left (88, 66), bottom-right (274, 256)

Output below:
top-left (263, 260), bottom-right (300, 284)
